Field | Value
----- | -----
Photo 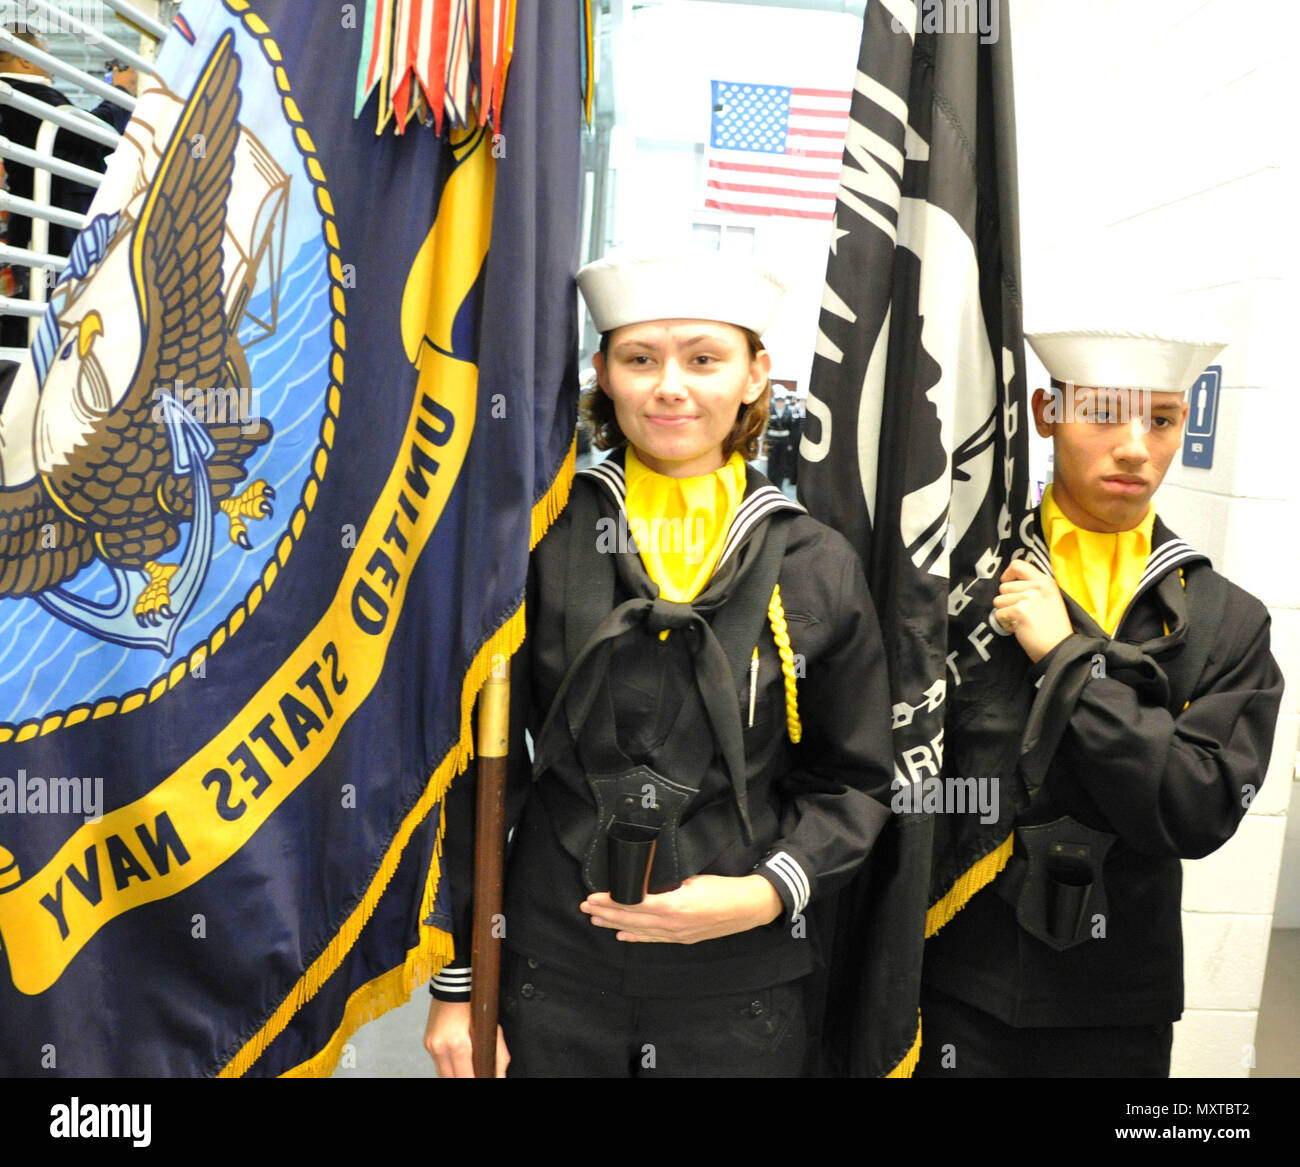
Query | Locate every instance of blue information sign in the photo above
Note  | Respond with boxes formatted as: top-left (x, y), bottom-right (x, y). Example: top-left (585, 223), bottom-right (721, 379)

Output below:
top-left (1182, 365), bottom-right (1221, 469)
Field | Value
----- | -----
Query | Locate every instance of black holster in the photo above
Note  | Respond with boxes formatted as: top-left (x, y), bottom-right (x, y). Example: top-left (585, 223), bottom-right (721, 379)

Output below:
top-left (999, 816), bottom-right (1115, 951)
top-left (582, 764), bottom-right (696, 895)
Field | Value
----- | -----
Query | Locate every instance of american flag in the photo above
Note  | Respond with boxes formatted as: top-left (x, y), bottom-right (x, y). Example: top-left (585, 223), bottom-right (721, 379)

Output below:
top-left (704, 80), bottom-right (850, 221)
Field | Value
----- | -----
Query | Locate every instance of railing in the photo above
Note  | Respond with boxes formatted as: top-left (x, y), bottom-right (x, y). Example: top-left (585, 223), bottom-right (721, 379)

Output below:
top-left (0, 1), bottom-right (164, 365)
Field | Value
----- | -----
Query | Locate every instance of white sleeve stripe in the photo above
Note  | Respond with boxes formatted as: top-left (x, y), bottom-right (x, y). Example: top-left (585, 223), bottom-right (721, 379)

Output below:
top-left (765, 858), bottom-right (803, 911)
top-left (781, 852), bottom-right (812, 907)
top-left (766, 852), bottom-right (811, 914)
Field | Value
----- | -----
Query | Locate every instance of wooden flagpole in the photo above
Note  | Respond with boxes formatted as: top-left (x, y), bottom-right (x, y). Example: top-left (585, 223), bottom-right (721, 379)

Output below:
top-left (470, 663), bottom-right (510, 1078)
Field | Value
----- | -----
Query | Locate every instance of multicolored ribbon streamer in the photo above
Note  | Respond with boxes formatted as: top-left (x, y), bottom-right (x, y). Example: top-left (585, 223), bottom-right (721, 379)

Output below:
top-left (353, 0), bottom-right (521, 135)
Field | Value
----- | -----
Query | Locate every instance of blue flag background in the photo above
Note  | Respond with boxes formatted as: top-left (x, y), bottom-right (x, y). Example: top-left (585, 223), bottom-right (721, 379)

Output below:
top-left (0, 0), bottom-right (579, 1076)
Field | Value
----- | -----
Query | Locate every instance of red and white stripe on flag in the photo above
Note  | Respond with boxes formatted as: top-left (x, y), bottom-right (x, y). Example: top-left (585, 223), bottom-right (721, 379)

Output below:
top-left (443, 0), bottom-right (472, 128)
top-left (361, 0), bottom-right (518, 135)
top-left (704, 80), bottom-right (849, 221)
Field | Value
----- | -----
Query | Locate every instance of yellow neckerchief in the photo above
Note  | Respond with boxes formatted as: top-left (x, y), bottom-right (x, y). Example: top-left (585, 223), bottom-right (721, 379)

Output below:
top-left (1042, 484), bottom-right (1155, 635)
top-left (623, 447), bottom-right (746, 602)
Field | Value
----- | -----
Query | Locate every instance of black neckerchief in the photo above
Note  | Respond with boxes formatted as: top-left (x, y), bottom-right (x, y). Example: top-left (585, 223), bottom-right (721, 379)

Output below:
top-left (532, 448), bottom-right (803, 842)
top-left (1018, 506), bottom-right (1210, 795)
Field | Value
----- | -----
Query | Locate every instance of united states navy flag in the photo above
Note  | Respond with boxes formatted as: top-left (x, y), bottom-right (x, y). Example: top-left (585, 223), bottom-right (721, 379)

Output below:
top-left (0, 0), bottom-right (581, 1076)
top-left (801, 0), bottom-right (1028, 1077)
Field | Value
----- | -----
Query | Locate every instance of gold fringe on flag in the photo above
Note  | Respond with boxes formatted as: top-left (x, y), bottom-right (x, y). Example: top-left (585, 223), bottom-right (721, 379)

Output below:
top-left (889, 838), bottom-right (1016, 1078)
top-left (405, 798), bottom-right (455, 989)
top-left (885, 1011), bottom-right (922, 1078)
top-left (531, 437), bottom-right (575, 549)
top-left (218, 745), bottom-right (467, 1073)
top-left (925, 832), bottom-right (1014, 938)
top-left (280, 965), bottom-right (425, 1078)
top-left (277, 800), bottom-right (456, 1078)
top-left (281, 802), bottom-right (456, 1079)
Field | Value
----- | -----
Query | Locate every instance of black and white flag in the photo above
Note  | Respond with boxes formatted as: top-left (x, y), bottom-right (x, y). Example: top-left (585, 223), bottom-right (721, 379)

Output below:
top-left (802, 0), bottom-right (1029, 1077)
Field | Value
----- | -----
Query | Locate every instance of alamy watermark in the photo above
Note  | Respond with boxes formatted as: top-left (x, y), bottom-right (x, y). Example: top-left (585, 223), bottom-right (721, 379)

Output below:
top-left (0, 769), bottom-right (102, 822)
top-left (49, 1099), bottom-right (150, 1148)
top-left (595, 512), bottom-right (710, 565)
top-left (151, 379), bottom-right (262, 436)
top-left (892, 0), bottom-right (1000, 44)
top-left (891, 774), bottom-right (999, 824)
top-left (1, 2), bottom-right (105, 38)
top-left (1041, 384), bottom-right (1163, 431)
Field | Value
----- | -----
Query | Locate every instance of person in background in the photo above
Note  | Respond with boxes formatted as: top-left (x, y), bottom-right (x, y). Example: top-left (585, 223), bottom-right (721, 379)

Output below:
top-left (88, 58), bottom-right (136, 136)
top-left (0, 22), bottom-right (101, 347)
top-left (764, 388), bottom-right (798, 492)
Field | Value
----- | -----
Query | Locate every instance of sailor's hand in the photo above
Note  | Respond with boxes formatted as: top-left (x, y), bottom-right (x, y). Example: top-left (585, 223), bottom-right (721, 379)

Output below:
top-left (581, 874), bottom-right (784, 944)
top-left (424, 998), bottom-right (510, 1078)
top-left (992, 558), bottom-right (1073, 663)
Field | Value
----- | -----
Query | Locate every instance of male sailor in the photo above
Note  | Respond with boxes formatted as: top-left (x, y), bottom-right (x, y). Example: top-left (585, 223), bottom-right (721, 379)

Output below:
top-left (918, 330), bottom-right (1283, 1077)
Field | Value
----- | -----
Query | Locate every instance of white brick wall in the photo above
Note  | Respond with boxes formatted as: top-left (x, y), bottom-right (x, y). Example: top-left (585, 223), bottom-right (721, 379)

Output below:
top-left (1183, 913), bottom-right (1274, 1011)
top-left (1182, 817), bottom-right (1284, 916)
top-left (1277, 780), bottom-right (1300, 928)
top-left (1172, 1010), bottom-right (1260, 1078)
top-left (1013, 0), bottom-right (1297, 1076)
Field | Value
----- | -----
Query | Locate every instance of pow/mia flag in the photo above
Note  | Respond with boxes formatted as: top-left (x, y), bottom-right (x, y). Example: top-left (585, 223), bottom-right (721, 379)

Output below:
top-left (0, 0), bottom-right (580, 1076)
top-left (801, 1), bottom-right (1029, 1077)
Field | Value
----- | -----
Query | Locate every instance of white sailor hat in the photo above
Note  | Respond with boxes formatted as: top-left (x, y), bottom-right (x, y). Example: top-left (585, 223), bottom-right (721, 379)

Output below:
top-left (1026, 330), bottom-right (1226, 394)
top-left (576, 251), bottom-right (786, 336)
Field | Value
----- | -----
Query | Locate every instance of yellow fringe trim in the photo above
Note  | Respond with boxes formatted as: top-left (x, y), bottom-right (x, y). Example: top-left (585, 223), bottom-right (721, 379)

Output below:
top-left (532, 436), bottom-right (575, 549)
top-left (281, 931), bottom-right (457, 1078)
top-left (925, 832), bottom-right (1014, 938)
top-left (406, 798), bottom-right (453, 990)
top-left (885, 1010), bottom-right (922, 1078)
top-left (219, 758), bottom-right (462, 1074)
top-left (220, 444), bottom-right (577, 1077)
top-left (279, 964), bottom-right (419, 1078)
top-left (766, 584), bottom-right (801, 744)
top-left (219, 617), bottom-right (516, 1077)
top-left (280, 800), bottom-right (455, 1078)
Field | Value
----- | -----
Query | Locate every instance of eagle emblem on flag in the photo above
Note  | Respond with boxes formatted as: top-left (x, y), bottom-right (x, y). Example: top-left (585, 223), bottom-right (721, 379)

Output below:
top-left (0, 34), bottom-right (275, 649)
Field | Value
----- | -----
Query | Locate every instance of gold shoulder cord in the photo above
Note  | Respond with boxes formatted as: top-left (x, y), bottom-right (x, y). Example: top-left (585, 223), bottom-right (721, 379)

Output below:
top-left (767, 584), bottom-right (802, 744)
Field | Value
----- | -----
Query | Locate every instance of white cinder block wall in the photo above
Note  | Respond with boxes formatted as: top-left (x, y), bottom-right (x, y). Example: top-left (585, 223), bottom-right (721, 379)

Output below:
top-left (1012, 0), bottom-right (1298, 1076)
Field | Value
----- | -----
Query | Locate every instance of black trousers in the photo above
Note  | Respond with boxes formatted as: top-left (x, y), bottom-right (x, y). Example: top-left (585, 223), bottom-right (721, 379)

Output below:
top-left (499, 950), bottom-right (811, 1078)
top-left (915, 986), bottom-right (1173, 1078)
